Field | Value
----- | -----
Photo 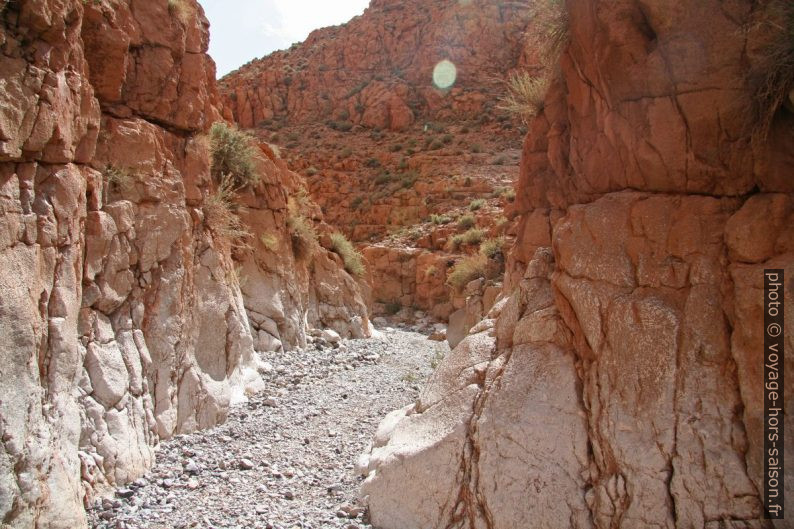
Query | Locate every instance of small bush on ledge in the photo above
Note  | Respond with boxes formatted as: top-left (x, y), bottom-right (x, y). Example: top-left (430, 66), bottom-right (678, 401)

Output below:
top-left (447, 254), bottom-right (488, 289)
top-left (204, 173), bottom-right (250, 247)
top-left (287, 213), bottom-right (318, 261)
top-left (209, 122), bottom-right (260, 188)
top-left (329, 232), bottom-right (365, 277)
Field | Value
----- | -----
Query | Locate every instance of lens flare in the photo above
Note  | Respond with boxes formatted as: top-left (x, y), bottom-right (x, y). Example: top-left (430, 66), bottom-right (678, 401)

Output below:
top-left (432, 60), bottom-right (457, 90)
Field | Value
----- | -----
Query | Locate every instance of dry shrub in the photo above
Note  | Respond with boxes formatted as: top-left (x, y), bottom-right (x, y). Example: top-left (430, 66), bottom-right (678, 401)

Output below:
top-left (747, 0), bottom-right (794, 141)
top-left (209, 122), bottom-right (260, 188)
top-left (480, 237), bottom-right (505, 259)
top-left (287, 213), bottom-right (317, 261)
top-left (447, 255), bottom-right (488, 289)
top-left (204, 173), bottom-right (250, 247)
top-left (498, 72), bottom-right (550, 123)
top-left (329, 232), bottom-right (365, 277)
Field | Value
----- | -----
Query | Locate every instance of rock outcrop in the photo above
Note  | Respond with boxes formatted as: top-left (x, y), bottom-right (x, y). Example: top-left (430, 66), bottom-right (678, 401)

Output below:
top-left (361, 1), bottom-right (794, 528)
top-left (0, 1), bottom-right (369, 527)
top-left (217, 0), bottom-right (532, 327)
top-left (218, 0), bottom-right (533, 130)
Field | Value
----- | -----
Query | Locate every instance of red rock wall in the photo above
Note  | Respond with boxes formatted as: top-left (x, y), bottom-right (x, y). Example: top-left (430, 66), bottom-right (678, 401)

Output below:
top-left (219, 0), bottom-right (533, 130)
top-left (362, 1), bottom-right (793, 527)
top-left (0, 1), bottom-right (370, 527)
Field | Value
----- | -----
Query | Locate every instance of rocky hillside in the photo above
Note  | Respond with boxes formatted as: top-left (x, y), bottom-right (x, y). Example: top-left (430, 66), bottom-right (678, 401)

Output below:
top-left (219, 0), bottom-right (533, 130)
top-left (218, 0), bottom-right (540, 333)
top-left (0, 1), bottom-right (369, 527)
top-left (361, 0), bottom-right (794, 527)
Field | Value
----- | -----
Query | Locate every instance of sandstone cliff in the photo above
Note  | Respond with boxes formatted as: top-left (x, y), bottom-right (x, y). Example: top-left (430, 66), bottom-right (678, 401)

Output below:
top-left (217, 0), bottom-right (536, 331)
top-left (0, 1), bottom-right (369, 527)
top-left (218, 0), bottom-right (533, 131)
top-left (361, 1), bottom-right (794, 528)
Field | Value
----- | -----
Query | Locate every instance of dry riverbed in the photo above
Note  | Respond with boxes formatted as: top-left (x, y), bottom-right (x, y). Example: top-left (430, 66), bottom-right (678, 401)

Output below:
top-left (88, 326), bottom-right (448, 529)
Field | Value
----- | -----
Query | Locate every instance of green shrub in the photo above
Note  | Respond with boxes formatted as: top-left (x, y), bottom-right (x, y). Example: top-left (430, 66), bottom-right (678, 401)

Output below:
top-left (400, 170), bottom-right (418, 189)
top-left (447, 255), bottom-right (488, 289)
top-left (209, 122), bottom-right (260, 187)
top-left (365, 158), bottom-right (381, 168)
top-left (505, 188), bottom-right (516, 202)
top-left (329, 232), bottom-right (365, 277)
top-left (351, 196), bottom-right (364, 210)
top-left (457, 214), bottom-right (476, 230)
top-left (480, 237), bottom-right (504, 259)
top-left (469, 199), bottom-right (485, 211)
top-left (430, 213), bottom-right (452, 225)
top-left (461, 228), bottom-right (485, 246)
top-left (389, 144), bottom-right (403, 152)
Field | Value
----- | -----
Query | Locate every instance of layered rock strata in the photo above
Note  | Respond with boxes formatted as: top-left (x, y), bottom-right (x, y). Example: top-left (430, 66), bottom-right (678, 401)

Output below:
top-left (361, 1), bottom-right (794, 527)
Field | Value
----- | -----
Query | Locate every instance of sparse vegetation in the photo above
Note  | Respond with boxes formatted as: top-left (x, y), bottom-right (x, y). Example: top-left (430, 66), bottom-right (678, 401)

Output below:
top-left (259, 232), bottom-right (279, 251)
top-left (480, 237), bottom-right (505, 259)
top-left (457, 214), bottom-right (476, 230)
top-left (469, 198), bottom-right (485, 211)
top-left (287, 213), bottom-right (317, 261)
top-left (461, 228), bottom-right (485, 246)
top-left (430, 213), bottom-right (452, 225)
top-left (747, 0), bottom-right (794, 141)
top-left (351, 196), bottom-right (364, 210)
top-left (329, 232), bottom-right (366, 277)
top-left (168, 0), bottom-right (190, 22)
top-left (447, 254), bottom-right (488, 289)
top-left (204, 173), bottom-right (250, 247)
top-left (498, 72), bottom-right (550, 123)
top-left (209, 122), bottom-right (260, 188)
top-left (385, 301), bottom-right (401, 315)
top-left (104, 165), bottom-right (134, 192)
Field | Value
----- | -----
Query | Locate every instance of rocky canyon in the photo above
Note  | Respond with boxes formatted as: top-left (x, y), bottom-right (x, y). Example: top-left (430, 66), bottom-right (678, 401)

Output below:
top-left (0, 0), bottom-right (792, 529)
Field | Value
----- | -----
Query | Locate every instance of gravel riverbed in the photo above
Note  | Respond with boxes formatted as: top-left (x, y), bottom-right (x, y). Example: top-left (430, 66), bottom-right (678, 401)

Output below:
top-left (88, 326), bottom-right (448, 529)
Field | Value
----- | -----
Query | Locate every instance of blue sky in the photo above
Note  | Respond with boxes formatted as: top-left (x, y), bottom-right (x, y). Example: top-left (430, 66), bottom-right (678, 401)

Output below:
top-left (198, 0), bottom-right (370, 78)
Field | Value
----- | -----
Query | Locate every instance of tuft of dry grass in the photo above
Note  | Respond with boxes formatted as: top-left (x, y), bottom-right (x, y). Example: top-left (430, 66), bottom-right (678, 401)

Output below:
top-left (287, 213), bottom-right (317, 261)
top-left (204, 173), bottom-right (250, 247)
top-left (498, 72), bottom-right (550, 123)
top-left (329, 232), bottom-right (366, 277)
top-left (447, 254), bottom-right (488, 289)
top-left (259, 232), bottom-right (279, 251)
top-left (167, 0), bottom-right (192, 24)
top-left (104, 165), bottom-right (135, 193)
top-left (747, 0), bottom-right (794, 141)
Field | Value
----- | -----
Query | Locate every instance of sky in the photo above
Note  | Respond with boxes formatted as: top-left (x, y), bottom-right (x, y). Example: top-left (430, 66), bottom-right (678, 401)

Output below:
top-left (198, 0), bottom-right (370, 78)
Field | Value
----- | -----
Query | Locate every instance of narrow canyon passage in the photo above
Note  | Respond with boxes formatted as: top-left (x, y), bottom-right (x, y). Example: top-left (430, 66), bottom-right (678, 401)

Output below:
top-left (88, 326), bottom-right (448, 529)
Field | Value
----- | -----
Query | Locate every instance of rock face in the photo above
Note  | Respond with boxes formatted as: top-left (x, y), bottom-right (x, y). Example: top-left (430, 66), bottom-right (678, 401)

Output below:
top-left (361, 1), bottom-right (794, 528)
top-left (0, 1), bottom-right (369, 527)
top-left (219, 0), bottom-right (533, 130)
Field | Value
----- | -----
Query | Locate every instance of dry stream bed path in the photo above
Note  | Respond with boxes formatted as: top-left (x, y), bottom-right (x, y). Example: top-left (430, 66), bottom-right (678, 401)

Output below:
top-left (89, 326), bottom-right (448, 529)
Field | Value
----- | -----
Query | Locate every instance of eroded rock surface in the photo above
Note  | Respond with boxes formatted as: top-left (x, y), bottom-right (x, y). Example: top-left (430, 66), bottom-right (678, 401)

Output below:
top-left (0, 1), bottom-right (369, 527)
top-left (361, 1), bottom-right (794, 528)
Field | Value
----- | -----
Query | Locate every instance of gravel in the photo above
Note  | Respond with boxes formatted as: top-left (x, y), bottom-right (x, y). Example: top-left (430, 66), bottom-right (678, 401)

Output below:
top-left (88, 325), bottom-right (449, 529)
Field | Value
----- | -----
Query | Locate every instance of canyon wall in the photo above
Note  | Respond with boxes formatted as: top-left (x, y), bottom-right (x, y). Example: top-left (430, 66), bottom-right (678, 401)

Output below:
top-left (219, 0), bottom-right (533, 130)
top-left (361, 1), bottom-right (794, 528)
top-left (0, 1), bottom-right (368, 527)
